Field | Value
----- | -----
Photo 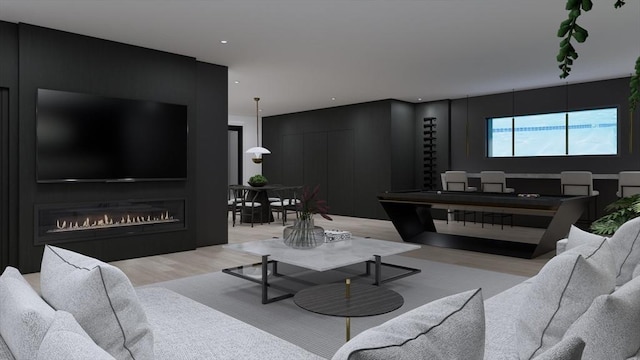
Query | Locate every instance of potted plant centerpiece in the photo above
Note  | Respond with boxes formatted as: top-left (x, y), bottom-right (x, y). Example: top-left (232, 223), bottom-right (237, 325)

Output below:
top-left (248, 174), bottom-right (268, 187)
top-left (283, 185), bottom-right (332, 249)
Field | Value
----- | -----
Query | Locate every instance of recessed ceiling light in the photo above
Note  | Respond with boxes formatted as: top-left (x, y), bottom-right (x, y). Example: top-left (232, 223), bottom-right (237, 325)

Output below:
top-left (220, 40), bottom-right (228, 44)
top-left (234, 80), bottom-right (240, 84)
top-left (331, 97), bottom-right (336, 101)
top-left (417, 98), bottom-right (423, 101)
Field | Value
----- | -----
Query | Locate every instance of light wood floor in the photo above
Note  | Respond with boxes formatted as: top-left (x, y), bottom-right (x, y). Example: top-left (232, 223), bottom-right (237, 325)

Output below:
top-left (24, 214), bottom-right (554, 291)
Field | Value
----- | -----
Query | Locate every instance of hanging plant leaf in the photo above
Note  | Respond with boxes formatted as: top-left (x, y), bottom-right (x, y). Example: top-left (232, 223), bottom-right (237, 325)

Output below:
top-left (572, 24), bottom-right (588, 42)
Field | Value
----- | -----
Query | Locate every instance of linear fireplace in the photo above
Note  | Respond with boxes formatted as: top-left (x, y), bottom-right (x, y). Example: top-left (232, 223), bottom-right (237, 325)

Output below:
top-left (35, 199), bottom-right (186, 244)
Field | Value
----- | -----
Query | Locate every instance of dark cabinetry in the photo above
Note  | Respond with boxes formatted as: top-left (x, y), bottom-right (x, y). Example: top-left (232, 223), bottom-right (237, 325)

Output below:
top-left (263, 100), bottom-right (414, 220)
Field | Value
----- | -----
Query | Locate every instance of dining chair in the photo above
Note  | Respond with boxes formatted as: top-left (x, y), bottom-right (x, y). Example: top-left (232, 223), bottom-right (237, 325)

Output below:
top-left (480, 171), bottom-right (514, 229)
top-left (617, 171), bottom-right (640, 197)
top-left (480, 171), bottom-right (514, 193)
top-left (231, 186), bottom-right (263, 227)
top-left (227, 186), bottom-right (243, 227)
top-left (442, 171), bottom-right (477, 225)
top-left (270, 186), bottom-right (302, 225)
top-left (560, 171), bottom-right (599, 221)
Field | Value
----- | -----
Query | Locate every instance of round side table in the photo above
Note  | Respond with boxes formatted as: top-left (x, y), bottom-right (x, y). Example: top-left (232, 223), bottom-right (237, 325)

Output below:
top-left (293, 280), bottom-right (404, 341)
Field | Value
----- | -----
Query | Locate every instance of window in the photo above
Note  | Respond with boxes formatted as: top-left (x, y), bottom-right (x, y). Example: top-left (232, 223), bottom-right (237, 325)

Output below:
top-left (487, 108), bottom-right (617, 157)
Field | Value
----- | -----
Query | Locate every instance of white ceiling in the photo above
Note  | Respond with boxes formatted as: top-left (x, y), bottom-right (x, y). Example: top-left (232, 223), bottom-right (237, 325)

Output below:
top-left (1, 0), bottom-right (639, 117)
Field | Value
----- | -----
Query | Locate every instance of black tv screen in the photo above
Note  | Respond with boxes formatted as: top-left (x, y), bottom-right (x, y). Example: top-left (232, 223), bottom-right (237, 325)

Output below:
top-left (37, 89), bottom-right (188, 182)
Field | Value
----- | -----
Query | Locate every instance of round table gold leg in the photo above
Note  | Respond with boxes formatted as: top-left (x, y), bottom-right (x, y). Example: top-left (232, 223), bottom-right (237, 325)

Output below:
top-left (346, 317), bottom-right (351, 342)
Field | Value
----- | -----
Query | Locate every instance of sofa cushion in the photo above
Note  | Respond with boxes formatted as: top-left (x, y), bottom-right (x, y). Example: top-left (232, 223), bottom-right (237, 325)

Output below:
top-left (516, 240), bottom-right (615, 359)
top-left (331, 288), bottom-right (484, 360)
top-left (40, 245), bottom-right (154, 360)
top-left (608, 216), bottom-right (640, 285)
top-left (532, 337), bottom-right (585, 360)
top-left (136, 287), bottom-right (323, 360)
top-left (562, 274), bottom-right (640, 359)
top-left (0, 266), bottom-right (55, 360)
top-left (0, 336), bottom-right (15, 360)
top-left (37, 311), bottom-right (116, 360)
top-left (566, 225), bottom-right (606, 250)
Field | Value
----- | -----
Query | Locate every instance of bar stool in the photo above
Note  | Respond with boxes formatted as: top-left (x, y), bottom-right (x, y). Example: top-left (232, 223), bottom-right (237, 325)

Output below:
top-left (617, 171), bottom-right (640, 197)
top-left (480, 171), bottom-right (514, 229)
top-left (443, 171), bottom-right (477, 225)
top-left (560, 171), bottom-right (599, 221)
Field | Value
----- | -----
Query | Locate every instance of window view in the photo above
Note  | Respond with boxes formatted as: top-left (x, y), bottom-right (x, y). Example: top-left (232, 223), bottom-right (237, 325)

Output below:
top-left (487, 108), bottom-right (617, 157)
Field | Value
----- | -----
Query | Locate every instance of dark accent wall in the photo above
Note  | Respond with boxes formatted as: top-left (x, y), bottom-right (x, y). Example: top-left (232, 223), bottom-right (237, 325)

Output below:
top-left (0, 22), bottom-right (228, 273)
top-left (0, 21), bottom-right (20, 271)
top-left (449, 78), bottom-right (634, 173)
top-left (263, 100), bottom-right (415, 219)
top-left (447, 77), bottom-right (638, 218)
top-left (264, 77), bottom-right (637, 222)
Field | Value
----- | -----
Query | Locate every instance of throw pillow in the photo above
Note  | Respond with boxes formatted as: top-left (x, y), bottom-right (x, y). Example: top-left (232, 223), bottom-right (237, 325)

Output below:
top-left (608, 216), bottom-right (640, 285)
top-left (565, 225), bottom-right (606, 250)
top-left (40, 245), bottom-right (154, 360)
top-left (331, 288), bottom-right (484, 360)
top-left (0, 266), bottom-right (56, 360)
top-left (37, 311), bottom-right (116, 360)
top-left (562, 274), bottom-right (640, 359)
top-left (516, 239), bottom-right (615, 360)
top-left (532, 337), bottom-right (585, 360)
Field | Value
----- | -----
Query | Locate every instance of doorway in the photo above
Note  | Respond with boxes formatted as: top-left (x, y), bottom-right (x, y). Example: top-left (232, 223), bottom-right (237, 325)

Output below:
top-left (228, 126), bottom-right (243, 185)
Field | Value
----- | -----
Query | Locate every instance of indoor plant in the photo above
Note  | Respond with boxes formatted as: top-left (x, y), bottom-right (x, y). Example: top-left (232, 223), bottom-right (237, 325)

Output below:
top-left (283, 185), bottom-right (332, 249)
top-left (556, 0), bottom-right (639, 113)
top-left (248, 174), bottom-right (268, 187)
top-left (590, 194), bottom-right (640, 235)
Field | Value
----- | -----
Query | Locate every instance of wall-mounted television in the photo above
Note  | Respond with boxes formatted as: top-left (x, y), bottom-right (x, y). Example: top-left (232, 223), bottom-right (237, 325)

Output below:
top-left (36, 89), bottom-right (188, 183)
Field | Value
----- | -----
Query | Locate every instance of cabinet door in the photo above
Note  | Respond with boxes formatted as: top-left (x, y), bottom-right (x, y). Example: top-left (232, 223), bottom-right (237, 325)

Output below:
top-left (303, 132), bottom-right (328, 200)
top-left (327, 130), bottom-right (354, 216)
top-left (282, 133), bottom-right (304, 185)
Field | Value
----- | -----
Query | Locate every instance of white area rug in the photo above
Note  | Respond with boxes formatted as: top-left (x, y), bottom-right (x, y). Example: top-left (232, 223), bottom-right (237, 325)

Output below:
top-left (145, 255), bottom-right (528, 359)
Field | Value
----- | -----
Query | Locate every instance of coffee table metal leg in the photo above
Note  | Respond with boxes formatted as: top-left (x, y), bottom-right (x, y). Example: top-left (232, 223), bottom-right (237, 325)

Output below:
top-left (261, 255), bottom-right (269, 304)
top-left (374, 255), bottom-right (382, 285)
top-left (366, 255), bottom-right (421, 286)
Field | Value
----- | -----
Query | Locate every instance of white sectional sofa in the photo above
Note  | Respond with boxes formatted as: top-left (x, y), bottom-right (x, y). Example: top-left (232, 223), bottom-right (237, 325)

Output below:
top-left (2, 217), bottom-right (640, 360)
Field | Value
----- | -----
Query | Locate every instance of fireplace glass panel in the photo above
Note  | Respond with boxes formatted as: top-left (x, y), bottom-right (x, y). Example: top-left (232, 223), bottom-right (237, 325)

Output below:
top-left (35, 199), bottom-right (185, 244)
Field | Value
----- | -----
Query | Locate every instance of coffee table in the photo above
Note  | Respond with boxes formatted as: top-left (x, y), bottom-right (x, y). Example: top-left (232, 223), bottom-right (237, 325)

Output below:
top-left (294, 280), bottom-right (404, 341)
top-left (222, 237), bottom-right (421, 304)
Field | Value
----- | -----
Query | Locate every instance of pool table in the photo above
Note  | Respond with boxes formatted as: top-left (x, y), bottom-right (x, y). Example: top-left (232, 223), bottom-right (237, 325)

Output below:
top-left (377, 190), bottom-right (593, 258)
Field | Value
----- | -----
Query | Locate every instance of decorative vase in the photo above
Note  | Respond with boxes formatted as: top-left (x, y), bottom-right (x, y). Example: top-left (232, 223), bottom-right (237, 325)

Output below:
top-left (283, 217), bottom-right (325, 249)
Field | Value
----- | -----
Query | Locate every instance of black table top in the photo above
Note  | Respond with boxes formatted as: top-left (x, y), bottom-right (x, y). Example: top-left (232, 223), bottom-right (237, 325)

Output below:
top-left (293, 282), bottom-right (404, 318)
top-left (377, 190), bottom-right (590, 210)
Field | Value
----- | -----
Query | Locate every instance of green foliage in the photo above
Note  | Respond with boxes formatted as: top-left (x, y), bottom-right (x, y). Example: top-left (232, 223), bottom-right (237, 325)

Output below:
top-left (248, 174), bottom-right (268, 186)
top-left (556, 0), bottom-right (639, 112)
top-left (590, 194), bottom-right (640, 235)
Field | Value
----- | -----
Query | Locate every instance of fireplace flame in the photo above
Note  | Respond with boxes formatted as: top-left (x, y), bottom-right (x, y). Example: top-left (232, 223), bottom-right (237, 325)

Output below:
top-left (53, 211), bottom-right (176, 232)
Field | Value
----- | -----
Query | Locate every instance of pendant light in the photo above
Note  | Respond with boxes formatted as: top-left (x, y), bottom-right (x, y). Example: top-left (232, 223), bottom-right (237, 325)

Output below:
top-left (246, 97), bottom-right (270, 164)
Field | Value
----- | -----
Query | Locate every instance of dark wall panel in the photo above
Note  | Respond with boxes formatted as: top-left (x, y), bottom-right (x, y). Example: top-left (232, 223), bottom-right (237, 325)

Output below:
top-left (195, 62), bottom-right (228, 246)
top-left (450, 78), bottom-right (635, 174)
top-left (303, 132), bottom-right (328, 200)
top-left (327, 130), bottom-right (355, 216)
top-left (11, 23), bottom-right (227, 272)
top-left (264, 100), bottom-right (395, 220)
top-left (281, 133), bottom-right (304, 185)
top-left (390, 101), bottom-right (415, 191)
top-left (0, 21), bottom-right (19, 270)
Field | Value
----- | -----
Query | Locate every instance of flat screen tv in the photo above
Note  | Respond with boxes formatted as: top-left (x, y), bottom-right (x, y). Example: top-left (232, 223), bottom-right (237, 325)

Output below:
top-left (36, 89), bottom-right (188, 183)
